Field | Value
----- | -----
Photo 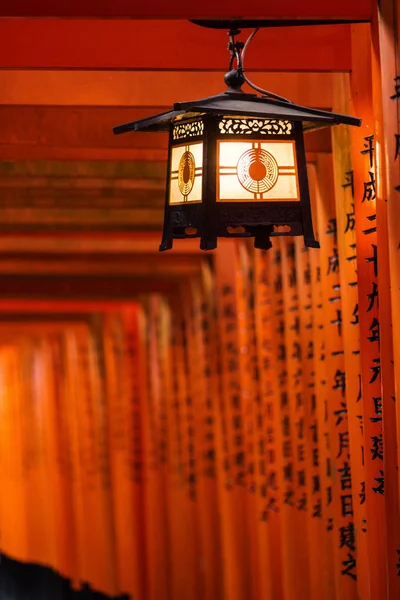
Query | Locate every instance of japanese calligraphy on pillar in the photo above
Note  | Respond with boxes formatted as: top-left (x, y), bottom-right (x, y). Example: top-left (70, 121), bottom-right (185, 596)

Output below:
top-left (122, 311), bottom-right (144, 486)
top-left (237, 243), bottom-right (272, 600)
top-left (356, 134), bottom-right (386, 563)
top-left (236, 245), bottom-right (257, 497)
top-left (376, 6), bottom-right (400, 591)
top-left (295, 238), bottom-right (325, 600)
top-left (254, 248), bottom-right (283, 600)
top-left (143, 305), bottom-right (161, 472)
top-left (169, 311), bottom-right (186, 486)
top-left (350, 26), bottom-right (387, 596)
top-left (281, 240), bottom-right (307, 514)
top-left (280, 238), bottom-right (310, 600)
top-left (308, 164), bottom-right (336, 600)
top-left (215, 241), bottom-right (250, 600)
top-left (391, 78), bottom-right (400, 192)
top-left (331, 99), bottom-right (369, 599)
top-left (197, 279), bottom-right (218, 480)
top-left (264, 244), bottom-right (297, 600)
top-left (178, 297), bottom-right (198, 501)
top-left (151, 299), bottom-right (170, 470)
top-left (182, 283), bottom-right (205, 501)
top-left (315, 155), bottom-right (357, 596)
top-left (270, 246), bottom-right (293, 512)
top-left (218, 278), bottom-right (244, 489)
top-left (254, 250), bottom-right (279, 522)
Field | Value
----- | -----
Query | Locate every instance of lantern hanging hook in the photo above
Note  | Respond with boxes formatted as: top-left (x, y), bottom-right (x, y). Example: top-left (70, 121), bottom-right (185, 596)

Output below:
top-left (227, 28), bottom-right (244, 71)
top-left (225, 27), bottom-right (292, 103)
top-left (224, 28), bottom-right (246, 91)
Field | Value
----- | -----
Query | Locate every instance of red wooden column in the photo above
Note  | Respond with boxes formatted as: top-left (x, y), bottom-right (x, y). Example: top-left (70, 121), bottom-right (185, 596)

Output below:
top-left (313, 154), bottom-right (358, 599)
top-left (279, 237), bottom-right (311, 600)
top-left (350, 23), bottom-right (389, 600)
top-left (331, 80), bottom-right (370, 600)
top-left (308, 165), bottom-right (336, 600)
top-left (371, 2), bottom-right (400, 594)
top-left (185, 274), bottom-right (224, 600)
top-left (236, 243), bottom-right (272, 600)
top-left (0, 1), bottom-right (375, 20)
top-left (294, 237), bottom-right (325, 600)
top-left (254, 249), bottom-right (283, 600)
top-left (214, 241), bottom-right (249, 600)
top-left (264, 244), bottom-right (295, 600)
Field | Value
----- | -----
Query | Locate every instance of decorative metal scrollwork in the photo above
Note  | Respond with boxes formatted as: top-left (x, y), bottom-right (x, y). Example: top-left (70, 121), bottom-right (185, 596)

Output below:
top-left (219, 119), bottom-right (293, 135)
top-left (173, 120), bottom-right (204, 140)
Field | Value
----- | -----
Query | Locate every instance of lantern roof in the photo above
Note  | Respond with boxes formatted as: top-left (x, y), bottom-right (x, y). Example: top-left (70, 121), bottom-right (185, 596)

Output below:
top-left (113, 91), bottom-right (361, 136)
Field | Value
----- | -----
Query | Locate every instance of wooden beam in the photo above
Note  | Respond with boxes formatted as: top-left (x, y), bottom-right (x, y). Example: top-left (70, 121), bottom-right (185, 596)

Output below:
top-left (0, 174), bottom-right (163, 191)
top-left (0, 176), bottom-right (164, 192)
top-left (0, 275), bottom-right (177, 299)
top-left (0, 142), bottom-right (328, 182)
top-left (0, 160), bottom-right (167, 179)
top-left (0, 147), bottom-right (167, 162)
top-left (0, 253), bottom-right (203, 277)
top-left (0, 20), bottom-right (352, 72)
top-left (0, 71), bottom-right (336, 107)
top-left (0, 207), bottom-right (164, 232)
top-left (0, 304), bottom-right (136, 314)
top-left (0, 107), bottom-right (167, 151)
top-left (0, 106), bottom-right (332, 160)
top-left (0, 302), bottom-right (139, 313)
top-left (0, 0), bottom-right (373, 20)
top-left (0, 152), bottom-right (321, 233)
top-left (0, 233), bottom-right (213, 255)
top-left (0, 187), bottom-right (165, 210)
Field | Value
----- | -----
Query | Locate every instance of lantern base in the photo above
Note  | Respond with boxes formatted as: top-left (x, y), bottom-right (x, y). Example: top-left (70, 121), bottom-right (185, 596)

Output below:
top-left (159, 238), bottom-right (173, 252)
top-left (304, 238), bottom-right (320, 249)
top-left (158, 221), bottom-right (319, 252)
top-left (159, 202), bottom-right (320, 251)
top-left (253, 226), bottom-right (273, 250)
top-left (200, 238), bottom-right (218, 251)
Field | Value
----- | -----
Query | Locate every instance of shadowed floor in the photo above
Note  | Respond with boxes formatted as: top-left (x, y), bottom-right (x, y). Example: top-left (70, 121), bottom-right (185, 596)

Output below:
top-left (0, 554), bottom-right (130, 600)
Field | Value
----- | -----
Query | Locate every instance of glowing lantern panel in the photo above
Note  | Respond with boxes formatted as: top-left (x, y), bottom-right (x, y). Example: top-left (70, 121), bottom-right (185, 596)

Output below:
top-left (217, 139), bottom-right (299, 202)
top-left (169, 142), bottom-right (203, 204)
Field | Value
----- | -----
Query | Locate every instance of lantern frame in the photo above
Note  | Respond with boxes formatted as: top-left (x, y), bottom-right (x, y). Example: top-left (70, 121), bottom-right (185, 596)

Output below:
top-left (113, 25), bottom-right (361, 252)
top-left (159, 112), bottom-right (317, 251)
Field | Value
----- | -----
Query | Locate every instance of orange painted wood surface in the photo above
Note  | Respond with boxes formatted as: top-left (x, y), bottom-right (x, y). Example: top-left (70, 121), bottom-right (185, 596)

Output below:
top-left (308, 165), bottom-right (336, 600)
top-left (0, 71), bottom-right (336, 108)
top-left (0, 106), bottom-right (331, 160)
top-left (294, 237), bottom-right (326, 600)
top-left (0, 0), bottom-right (373, 19)
top-left (371, 4), bottom-right (400, 596)
top-left (279, 237), bottom-right (311, 600)
top-left (0, 20), bottom-right (352, 72)
top-left (254, 249), bottom-right (284, 600)
top-left (314, 154), bottom-right (358, 599)
top-left (350, 24), bottom-right (389, 600)
top-left (2, 14), bottom-right (400, 600)
top-left (331, 85), bottom-right (370, 600)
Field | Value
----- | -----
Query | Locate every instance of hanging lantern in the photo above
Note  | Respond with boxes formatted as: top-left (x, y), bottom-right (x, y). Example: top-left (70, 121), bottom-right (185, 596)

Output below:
top-left (114, 24), bottom-right (361, 251)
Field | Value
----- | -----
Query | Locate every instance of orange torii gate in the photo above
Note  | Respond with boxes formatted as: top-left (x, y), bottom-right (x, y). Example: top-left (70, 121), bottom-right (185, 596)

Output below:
top-left (0, 3), bottom-right (400, 600)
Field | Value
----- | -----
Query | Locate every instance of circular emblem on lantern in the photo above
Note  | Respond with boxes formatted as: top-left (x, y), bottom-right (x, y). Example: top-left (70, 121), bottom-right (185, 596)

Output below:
top-left (178, 150), bottom-right (196, 196)
top-left (237, 148), bottom-right (279, 193)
